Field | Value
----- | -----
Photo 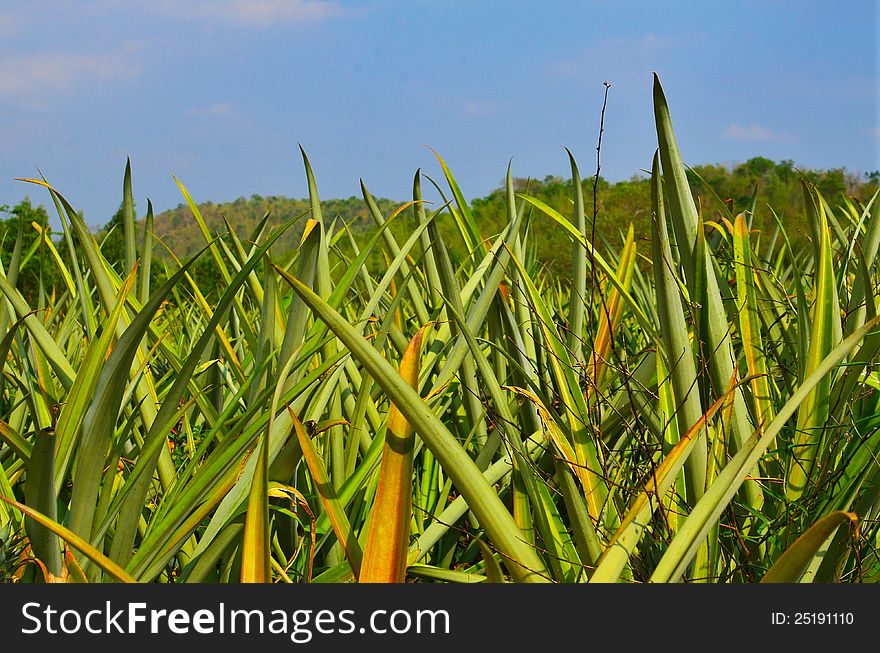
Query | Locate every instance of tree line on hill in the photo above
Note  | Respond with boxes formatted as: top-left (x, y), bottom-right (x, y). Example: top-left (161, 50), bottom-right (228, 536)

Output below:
top-left (2, 157), bottom-right (877, 303)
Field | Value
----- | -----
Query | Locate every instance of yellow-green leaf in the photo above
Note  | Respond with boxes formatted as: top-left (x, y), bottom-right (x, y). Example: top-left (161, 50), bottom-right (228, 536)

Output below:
top-left (360, 327), bottom-right (426, 583)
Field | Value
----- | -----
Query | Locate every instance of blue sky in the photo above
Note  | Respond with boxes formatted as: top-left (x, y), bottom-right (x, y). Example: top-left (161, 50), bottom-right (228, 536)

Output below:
top-left (0, 0), bottom-right (876, 228)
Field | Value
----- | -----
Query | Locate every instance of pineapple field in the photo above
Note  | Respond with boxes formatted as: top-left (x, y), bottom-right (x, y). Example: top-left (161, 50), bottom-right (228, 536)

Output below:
top-left (1, 75), bottom-right (878, 584)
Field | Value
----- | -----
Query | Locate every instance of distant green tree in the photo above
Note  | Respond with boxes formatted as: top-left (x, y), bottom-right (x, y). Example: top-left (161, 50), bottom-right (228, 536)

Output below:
top-left (736, 156), bottom-right (776, 181)
top-left (465, 157), bottom-right (878, 276)
top-left (96, 201), bottom-right (129, 273)
top-left (0, 198), bottom-right (58, 304)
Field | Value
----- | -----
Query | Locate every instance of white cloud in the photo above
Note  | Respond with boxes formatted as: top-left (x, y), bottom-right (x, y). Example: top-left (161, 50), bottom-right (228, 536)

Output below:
top-left (150, 0), bottom-right (360, 28)
top-left (723, 123), bottom-right (795, 143)
top-left (864, 126), bottom-right (880, 140)
top-left (0, 42), bottom-right (143, 100)
top-left (188, 102), bottom-right (235, 117)
top-left (462, 99), bottom-right (500, 117)
top-left (0, 11), bottom-right (20, 37)
top-left (433, 96), bottom-right (503, 118)
top-left (547, 33), bottom-right (678, 81)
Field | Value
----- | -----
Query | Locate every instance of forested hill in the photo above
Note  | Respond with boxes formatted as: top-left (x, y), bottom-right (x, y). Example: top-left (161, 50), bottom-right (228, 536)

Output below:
top-left (467, 157), bottom-right (877, 275)
top-left (146, 156), bottom-right (877, 277)
top-left (2, 157), bottom-right (877, 302)
top-left (150, 194), bottom-right (401, 259)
